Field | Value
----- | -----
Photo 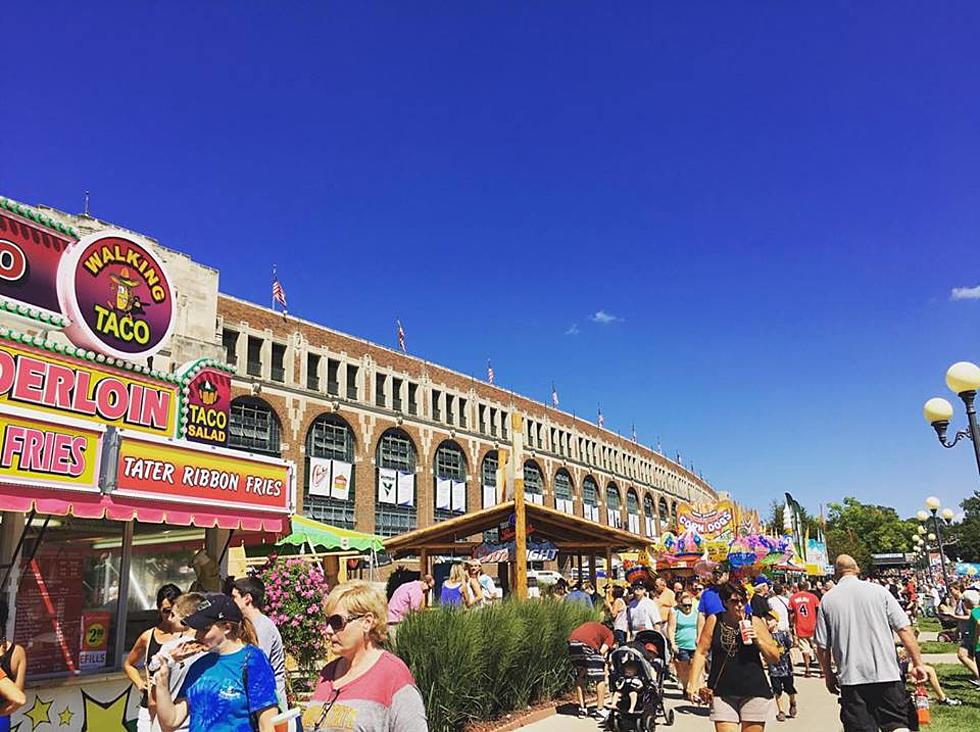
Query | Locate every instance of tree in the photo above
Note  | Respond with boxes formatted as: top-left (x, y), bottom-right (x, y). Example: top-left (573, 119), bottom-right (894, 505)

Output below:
top-left (764, 499), bottom-right (822, 539)
top-left (947, 491), bottom-right (980, 563)
top-left (825, 497), bottom-right (917, 570)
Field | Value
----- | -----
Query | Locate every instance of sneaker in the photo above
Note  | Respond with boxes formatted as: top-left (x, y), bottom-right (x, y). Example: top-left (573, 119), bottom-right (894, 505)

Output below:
top-left (591, 709), bottom-right (610, 722)
top-left (776, 712), bottom-right (786, 722)
top-left (577, 707), bottom-right (589, 719)
top-left (969, 679), bottom-right (980, 689)
top-left (940, 697), bottom-right (962, 706)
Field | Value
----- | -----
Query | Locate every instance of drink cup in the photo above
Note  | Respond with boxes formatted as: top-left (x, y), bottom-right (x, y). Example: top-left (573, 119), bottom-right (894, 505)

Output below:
top-left (739, 619), bottom-right (753, 645)
top-left (271, 707), bottom-right (301, 732)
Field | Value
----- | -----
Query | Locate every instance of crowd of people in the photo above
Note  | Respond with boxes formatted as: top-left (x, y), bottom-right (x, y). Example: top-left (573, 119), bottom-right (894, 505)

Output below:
top-left (566, 555), bottom-right (980, 732)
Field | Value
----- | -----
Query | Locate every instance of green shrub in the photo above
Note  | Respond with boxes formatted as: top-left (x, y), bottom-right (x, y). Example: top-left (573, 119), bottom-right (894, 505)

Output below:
top-left (394, 599), bottom-right (598, 732)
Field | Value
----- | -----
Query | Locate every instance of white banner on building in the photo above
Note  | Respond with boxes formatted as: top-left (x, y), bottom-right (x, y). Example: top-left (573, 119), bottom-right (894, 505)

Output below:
top-left (645, 517), bottom-right (655, 537)
top-left (436, 478), bottom-right (452, 511)
top-left (378, 468), bottom-right (398, 505)
top-left (451, 480), bottom-right (466, 513)
top-left (309, 457), bottom-right (333, 497)
top-left (628, 514), bottom-right (640, 534)
top-left (331, 460), bottom-right (352, 501)
top-left (608, 509), bottom-right (621, 528)
top-left (397, 471), bottom-right (415, 507)
top-left (482, 483), bottom-right (497, 508)
top-left (556, 498), bottom-right (574, 514)
top-left (525, 491), bottom-right (543, 505)
top-left (585, 505), bottom-right (599, 522)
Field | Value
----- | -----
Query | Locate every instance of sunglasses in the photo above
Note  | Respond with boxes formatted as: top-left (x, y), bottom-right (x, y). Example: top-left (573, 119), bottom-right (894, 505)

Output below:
top-left (326, 614), bottom-right (367, 632)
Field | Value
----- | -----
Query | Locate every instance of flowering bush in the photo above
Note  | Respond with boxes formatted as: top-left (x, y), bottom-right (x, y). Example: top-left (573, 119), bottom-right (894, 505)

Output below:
top-left (258, 556), bottom-right (330, 695)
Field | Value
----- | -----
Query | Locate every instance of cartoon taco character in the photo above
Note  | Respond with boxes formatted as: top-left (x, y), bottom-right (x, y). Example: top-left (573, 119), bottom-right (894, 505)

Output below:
top-left (198, 378), bottom-right (219, 406)
top-left (109, 267), bottom-right (144, 315)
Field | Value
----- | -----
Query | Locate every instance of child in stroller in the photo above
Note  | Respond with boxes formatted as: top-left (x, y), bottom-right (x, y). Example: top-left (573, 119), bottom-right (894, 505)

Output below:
top-left (606, 630), bottom-right (675, 731)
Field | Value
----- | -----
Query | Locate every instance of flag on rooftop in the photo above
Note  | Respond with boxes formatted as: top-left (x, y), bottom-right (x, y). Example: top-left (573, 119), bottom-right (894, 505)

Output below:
top-left (396, 319), bottom-right (406, 353)
top-left (551, 383), bottom-right (559, 408)
top-left (487, 359), bottom-right (495, 384)
top-left (631, 423), bottom-right (637, 443)
top-left (272, 266), bottom-right (287, 312)
top-left (597, 404), bottom-right (605, 428)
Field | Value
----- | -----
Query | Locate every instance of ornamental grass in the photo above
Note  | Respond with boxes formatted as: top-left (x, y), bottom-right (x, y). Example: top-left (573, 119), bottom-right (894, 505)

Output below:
top-left (393, 599), bottom-right (598, 732)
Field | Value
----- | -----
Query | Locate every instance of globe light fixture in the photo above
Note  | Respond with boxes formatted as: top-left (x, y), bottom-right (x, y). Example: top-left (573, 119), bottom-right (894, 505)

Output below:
top-left (928, 532), bottom-right (936, 541)
top-left (925, 496), bottom-right (941, 512)
top-left (916, 510), bottom-right (929, 522)
top-left (924, 362), bottom-right (980, 476)
top-left (922, 496), bottom-right (953, 588)
top-left (942, 508), bottom-right (955, 522)
top-left (917, 525), bottom-right (926, 535)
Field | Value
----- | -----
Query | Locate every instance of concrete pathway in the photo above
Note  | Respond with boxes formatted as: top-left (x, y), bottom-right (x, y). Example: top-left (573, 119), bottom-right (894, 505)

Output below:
top-left (522, 672), bottom-right (845, 732)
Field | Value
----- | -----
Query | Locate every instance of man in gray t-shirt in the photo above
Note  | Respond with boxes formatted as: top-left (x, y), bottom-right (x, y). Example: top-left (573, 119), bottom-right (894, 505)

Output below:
top-left (815, 555), bottom-right (927, 732)
top-left (232, 576), bottom-right (288, 704)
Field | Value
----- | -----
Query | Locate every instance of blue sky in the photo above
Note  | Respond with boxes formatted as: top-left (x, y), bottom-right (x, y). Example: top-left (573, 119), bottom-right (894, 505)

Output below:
top-left (5, 3), bottom-right (980, 520)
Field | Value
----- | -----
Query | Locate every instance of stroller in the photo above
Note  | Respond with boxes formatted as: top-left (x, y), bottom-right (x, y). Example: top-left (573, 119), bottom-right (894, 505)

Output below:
top-left (936, 609), bottom-right (961, 643)
top-left (606, 630), bottom-right (675, 731)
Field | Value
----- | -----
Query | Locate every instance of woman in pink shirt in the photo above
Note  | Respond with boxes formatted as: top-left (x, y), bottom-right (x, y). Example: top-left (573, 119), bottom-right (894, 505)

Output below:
top-left (387, 575), bottom-right (434, 625)
top-left (305, 581), bottom-right (428, 732)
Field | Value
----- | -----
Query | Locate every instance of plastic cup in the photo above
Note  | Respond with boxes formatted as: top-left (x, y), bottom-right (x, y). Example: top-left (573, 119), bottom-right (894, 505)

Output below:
top-left (271, 707), bottom-right (301, 732)
top-left (739, 619), bottom-right (753, 645)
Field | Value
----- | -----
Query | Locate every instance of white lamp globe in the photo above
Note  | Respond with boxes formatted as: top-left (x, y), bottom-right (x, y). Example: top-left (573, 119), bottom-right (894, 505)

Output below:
top-left (916, 510), bottom-right (929, 522)
top-left (942, 508), bottom-right (955, 522)
top-left (928, 532), bottom-right (936, 541)
top-left (917, 525), bottom-right (926, 535)
top-left (923, 397), bottom-right (954, 424)
top-left (946, 361), bottom-right (980, 395)
top-left (925, 496), bottom-right (942, 512)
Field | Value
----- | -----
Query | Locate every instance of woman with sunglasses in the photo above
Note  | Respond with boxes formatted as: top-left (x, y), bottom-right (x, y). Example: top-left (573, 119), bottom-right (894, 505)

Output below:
top-left (306, 581), bottom-right (427, 732)
top-left (687, 583), bottom-right (783, 732)
top-left (153, 593), bottom-right (279, 732)
top-left (668, 592), bottom-right (698, 694)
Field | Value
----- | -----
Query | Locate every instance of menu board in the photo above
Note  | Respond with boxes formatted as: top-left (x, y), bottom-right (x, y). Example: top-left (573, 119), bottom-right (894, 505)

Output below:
top-left (15, 548), bottom-right (88, 675)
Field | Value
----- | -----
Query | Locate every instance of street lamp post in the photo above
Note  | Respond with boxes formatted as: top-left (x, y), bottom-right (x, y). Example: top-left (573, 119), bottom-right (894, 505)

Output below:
top-left (923, 361), bottom-right (980, 476)
top-left (923, 496), bottom-right (952, 589)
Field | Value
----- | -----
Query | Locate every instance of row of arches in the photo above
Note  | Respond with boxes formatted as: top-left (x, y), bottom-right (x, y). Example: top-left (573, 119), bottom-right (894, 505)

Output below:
top-left (228, 397), bottom-right (681, 537)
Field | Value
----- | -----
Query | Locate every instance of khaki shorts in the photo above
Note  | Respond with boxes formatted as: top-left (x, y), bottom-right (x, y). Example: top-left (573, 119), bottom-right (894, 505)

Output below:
top-left (710, 695), bottom-right (777, 723)
top-left (797, 636), bottom-right (813, 655)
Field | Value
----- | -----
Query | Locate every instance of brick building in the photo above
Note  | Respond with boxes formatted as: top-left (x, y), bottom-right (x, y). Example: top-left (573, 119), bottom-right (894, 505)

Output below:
top-left (7, 198), bottom-right (719, 543)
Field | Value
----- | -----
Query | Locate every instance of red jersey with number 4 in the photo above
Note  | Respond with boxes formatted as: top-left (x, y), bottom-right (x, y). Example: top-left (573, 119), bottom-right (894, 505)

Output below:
top-left (789, 591), bottom-right (820, 637)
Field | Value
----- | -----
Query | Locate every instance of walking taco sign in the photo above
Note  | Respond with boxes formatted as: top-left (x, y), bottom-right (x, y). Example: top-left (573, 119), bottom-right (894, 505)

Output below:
top-left (58, 231), bottom-right (175, 360)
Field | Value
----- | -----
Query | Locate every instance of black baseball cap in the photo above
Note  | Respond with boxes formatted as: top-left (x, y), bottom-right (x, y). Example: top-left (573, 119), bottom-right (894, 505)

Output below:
top-left (181, 593), bottom-right (243, 629)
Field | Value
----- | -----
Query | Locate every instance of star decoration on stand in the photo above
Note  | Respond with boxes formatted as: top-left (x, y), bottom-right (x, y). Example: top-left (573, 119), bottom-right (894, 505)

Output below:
top-left (81, 686), bottom-right (134, 732)
top-left (58, 706), bottom-right (75, 726)
top-left (24, 697), bottom-right (52, 730)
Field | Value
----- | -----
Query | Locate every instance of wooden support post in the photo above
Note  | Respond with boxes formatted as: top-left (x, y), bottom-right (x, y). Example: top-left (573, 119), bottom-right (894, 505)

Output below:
top-left (605, 547), bottom-right (614, 583)
top-left (589, 553), bottom-right (598, 587)
top-left (419, 548), bottom-right (429, 577)
top-left (511, 412), bottom-right (528, 600)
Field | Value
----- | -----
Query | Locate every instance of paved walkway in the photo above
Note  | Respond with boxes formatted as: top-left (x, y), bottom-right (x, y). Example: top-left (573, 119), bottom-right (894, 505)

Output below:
top-left (523, 672), bottom-right (844, 732)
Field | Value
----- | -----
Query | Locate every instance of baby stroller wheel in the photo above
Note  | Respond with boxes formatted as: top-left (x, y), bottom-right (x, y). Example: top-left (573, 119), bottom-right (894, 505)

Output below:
top-left (640, 709), bottom-right (657, 732)
top-left (664, 709), bottom-right (675, 726)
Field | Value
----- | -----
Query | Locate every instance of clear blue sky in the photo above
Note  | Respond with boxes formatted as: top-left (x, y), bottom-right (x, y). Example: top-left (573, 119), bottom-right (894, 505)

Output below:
top-left (5, 3), bottom-right (980, 520)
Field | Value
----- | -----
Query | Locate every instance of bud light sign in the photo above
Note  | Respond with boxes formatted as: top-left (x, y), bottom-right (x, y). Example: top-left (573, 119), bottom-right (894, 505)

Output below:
top-left (58, 231), bottom-right (175, 360)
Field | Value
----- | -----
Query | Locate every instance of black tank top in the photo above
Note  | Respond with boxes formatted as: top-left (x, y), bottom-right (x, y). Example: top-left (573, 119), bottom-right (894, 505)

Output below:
top-left (140, 629), bottom-right (165, 708)
top-left (0, 641), bottom-right (14, 679)
top-left (707, 617), bottom-right (773, 699)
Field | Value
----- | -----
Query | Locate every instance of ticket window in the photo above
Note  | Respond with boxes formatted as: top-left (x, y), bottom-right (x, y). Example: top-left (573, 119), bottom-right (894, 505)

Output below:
top-left (14, 517), bottom-right (125, 678)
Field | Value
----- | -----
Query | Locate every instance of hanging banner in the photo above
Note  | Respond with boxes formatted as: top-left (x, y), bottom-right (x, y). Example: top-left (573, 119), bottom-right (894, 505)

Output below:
top-left (435, 478), bottom-right (452, 511)
top-left (482, 483), bottom-right (496, 509)
top-left (0, 409), bottom-right (104, 490)
top-left (57, 230), bottom-right (176, 360)
top-left (309, 456), bottom-right (332, 497)
top-left (115, 433), bottom-right (293, 514)
top-left (451, 480), bottom-right (466, 513)
top-left (331, 460), bottom-right (352, 501)
top-left (0, 339), bottom-right (178, 437)
top-left (676, 499), bottom-right (737, 541)
top-left (396, 470), bottom-right (415, 507)
top-left (378, 468), bottom-right (397, 505)
top-left (178, 361), bottom-right (232, 446)
top-left (628, 514), bottom-right (640, 534)
top-left (0, 205), bottom-right (73, 315)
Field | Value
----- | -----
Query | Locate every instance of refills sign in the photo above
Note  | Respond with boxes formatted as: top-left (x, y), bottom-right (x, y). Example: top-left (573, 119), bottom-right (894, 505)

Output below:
top-left (57, 231), bottom-right (175, 360)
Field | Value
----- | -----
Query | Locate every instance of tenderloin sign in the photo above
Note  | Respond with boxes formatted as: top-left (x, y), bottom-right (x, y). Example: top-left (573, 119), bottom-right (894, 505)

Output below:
top-left (58, 231), bottom-right (175, 360)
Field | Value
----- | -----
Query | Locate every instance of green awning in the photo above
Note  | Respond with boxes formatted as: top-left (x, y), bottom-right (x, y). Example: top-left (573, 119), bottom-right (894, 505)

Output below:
top-left (277, 514), bottom-right (384, 553)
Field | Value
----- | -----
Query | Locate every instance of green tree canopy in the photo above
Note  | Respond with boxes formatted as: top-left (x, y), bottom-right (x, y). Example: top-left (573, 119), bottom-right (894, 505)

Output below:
top-left (948, 491), bottom-right (980, 563)
top-left (825, 497), bottom-right (917, 570)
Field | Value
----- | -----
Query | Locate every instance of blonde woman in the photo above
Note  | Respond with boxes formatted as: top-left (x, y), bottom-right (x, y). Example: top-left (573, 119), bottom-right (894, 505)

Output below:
top-left (306, 581), bottom-right (428, 732)
top-left (153, 594), bottom-right (278, 732)
top-left (439, 564), bottom-right (477, 607)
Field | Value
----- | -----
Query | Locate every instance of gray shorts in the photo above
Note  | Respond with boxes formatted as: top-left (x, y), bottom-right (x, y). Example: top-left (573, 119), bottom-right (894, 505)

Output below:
top-left (710, 695), bottom-right (777, 723)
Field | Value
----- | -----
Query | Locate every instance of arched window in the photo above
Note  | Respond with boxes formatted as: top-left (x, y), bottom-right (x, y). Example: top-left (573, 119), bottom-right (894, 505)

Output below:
top-left (554, 470), bottom-right (573, 513)
top-left (643, 494), bottom-right (656, 537)
top-left (481, 451), bottom-right (500, 541)
top-left (304, 414), bottom-right (356, 528)
top-left (375, 429), bottom-right (417, 538)
top-left (582, 476), bottom-right (599, 521)
top-left (606, 483), bottom-right (622, 528)
top-left (658, 496), bottom-right (669, 529)
top-left (433, 440), bottom-right (467, 521)
top-left (671, 501), bottom-right (678, 528)
top-left (228, 397), bottom-right (281, 456)
top-left (523, 460), bottom-right (544, 505)
top-left (626, 488), bottom-right (640, 534)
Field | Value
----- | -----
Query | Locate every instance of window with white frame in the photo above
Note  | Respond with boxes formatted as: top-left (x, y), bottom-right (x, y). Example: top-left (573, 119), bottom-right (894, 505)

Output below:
top-left (305, 414), bottom-right (356, 529)
top-left (554, 470), bottom-right (574, 513)
top-left (582, 475), bottom-right (600, 521)
top-left (523, 460), bottom-right (544, 505)
top-left (228, 397), bottom-right (281, 455)
top-left (626, 488), bottom-right (641, 534)
top-left (433, 440), bottom-right (467, 521)
top-left (606, 483), bottom-right (622, 528)
top-left (375, 429), bottom-right (417, 537)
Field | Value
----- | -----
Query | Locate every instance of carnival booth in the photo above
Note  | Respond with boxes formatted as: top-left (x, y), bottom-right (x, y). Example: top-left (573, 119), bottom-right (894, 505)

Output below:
top-left (0, 205), bottom-right (295, 732)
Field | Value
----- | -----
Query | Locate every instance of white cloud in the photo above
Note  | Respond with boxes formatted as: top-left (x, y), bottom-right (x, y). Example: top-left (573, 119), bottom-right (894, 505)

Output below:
top-left (590, 310), bottom-right (622, 324)
top-left (951, 285), bottom-right (980, 301)
top-left (565, 323), bottom-right (581, 336)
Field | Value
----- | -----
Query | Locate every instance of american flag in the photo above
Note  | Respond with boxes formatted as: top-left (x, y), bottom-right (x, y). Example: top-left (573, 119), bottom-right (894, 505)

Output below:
top-left (396, 319), bottom-right (406, 353)
top-left (631, 423), bottom-right (637, 443)
top-left (597, 405), bottom-right (605, 428)
top-left (551, 383), bottom-right (559, 408)
top-left (487, 360), bottom-right (495, 384)
top-left (272, 267), bottom-right (287, 311)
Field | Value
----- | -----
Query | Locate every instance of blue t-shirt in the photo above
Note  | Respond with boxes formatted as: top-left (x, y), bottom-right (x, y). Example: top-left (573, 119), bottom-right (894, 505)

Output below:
top-left (698, 587), bottom-right (723, 616)
top-left (178, 645), bottom-right (278, 732)
top-left (565, 590), bottom-right (594, 608)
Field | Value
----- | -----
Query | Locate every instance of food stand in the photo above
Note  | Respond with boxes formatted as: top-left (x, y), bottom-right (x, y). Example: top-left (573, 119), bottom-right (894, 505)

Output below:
top-left (0, 210), bottom-right (295, 731)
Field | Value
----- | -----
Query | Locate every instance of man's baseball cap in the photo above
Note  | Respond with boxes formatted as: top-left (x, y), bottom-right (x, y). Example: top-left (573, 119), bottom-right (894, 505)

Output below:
top-left (630, 580), bottom-right (647, 590)
top-left (181, 593), bottom-right (243, 629)
top-left (753, 576), bottom-right (771, 587)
